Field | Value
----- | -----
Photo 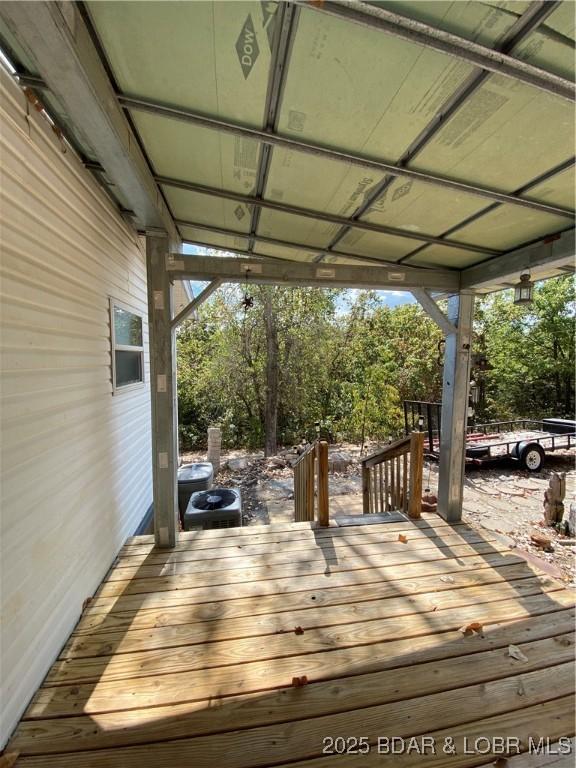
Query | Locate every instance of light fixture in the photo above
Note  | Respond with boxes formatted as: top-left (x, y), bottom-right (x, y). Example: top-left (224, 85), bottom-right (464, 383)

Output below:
top-left (469, 379), bottom-right (479, 404)
top-left (417, 415), bottom-right (424, 431)
top-left (514, 273), bottom-right (534, 305)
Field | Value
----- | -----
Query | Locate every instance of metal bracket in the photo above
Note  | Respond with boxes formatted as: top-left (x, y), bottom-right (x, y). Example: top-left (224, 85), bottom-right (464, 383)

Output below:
top-left (411, 288), bottom-right (457, 336)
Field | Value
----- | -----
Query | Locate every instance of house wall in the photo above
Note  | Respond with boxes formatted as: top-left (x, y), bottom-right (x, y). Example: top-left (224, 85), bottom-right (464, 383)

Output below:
top-left (0, 71), bottom-right (153, 745)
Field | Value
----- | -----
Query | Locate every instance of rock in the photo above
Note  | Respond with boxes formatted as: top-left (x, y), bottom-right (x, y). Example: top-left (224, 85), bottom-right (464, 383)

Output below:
top-left (530, 532), bottom-right (554, 552)
top-left (543, 472), bottom-right (565, 526)
top-left (267, 456), bottom-right (288, 469)
top-left (328, 451), bottom-right (354, 473)
top-left (227, 457), bottom-right (252, 472)
top-left (568, 502), bottom-right (576, 537)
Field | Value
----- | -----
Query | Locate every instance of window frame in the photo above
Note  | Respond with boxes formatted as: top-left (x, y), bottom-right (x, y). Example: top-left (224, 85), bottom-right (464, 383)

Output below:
top-left (110, 298), bottom-right (145, 395)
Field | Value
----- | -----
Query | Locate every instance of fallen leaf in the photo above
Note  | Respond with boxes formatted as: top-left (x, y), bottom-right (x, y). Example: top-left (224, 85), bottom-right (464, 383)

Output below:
top-left (508, 644), bottom-right (528, 662)
top-left (82, 597), bottom-right (93, 612)
top-left (398, 534), bottom-right (408, 543)
top-left (294, 626), bottom-right (304, 635)
top-left (0, 753), bottom-right (20, 768)
top-left (440, 575), bottom-right (455, 584)
top-left (459, 621), bottom-right (484, 636)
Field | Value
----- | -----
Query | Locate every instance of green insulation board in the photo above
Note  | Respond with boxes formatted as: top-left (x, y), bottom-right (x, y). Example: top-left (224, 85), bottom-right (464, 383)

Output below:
top-left (85, 0), bottom-right (575, 269)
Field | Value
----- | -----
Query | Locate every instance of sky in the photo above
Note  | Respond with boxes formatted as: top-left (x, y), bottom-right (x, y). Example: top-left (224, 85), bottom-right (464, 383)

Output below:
top-left (182, 244), bottom-right (415, 308)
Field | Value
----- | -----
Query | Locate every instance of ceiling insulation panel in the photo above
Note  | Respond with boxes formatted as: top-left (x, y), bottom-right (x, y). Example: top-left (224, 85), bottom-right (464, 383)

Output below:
top-left (256, 209), bottom-right (336, 248)
top-left (515, 2), bottom-right (576, 79)
top-left (252, 241), bottom-right (317, 262)
top-left (360, 176), bottom-right (489, 236)
top-left (335, 227), bottom-right (431, 261)
top-left (538, 1), bottom-right (576, 41)
top-left (277, 6), bottom-right (479, 162)
top-left (412, 77), bottom-right (574, 192)
top-left (263, 147), bottom-right (386, 218)
top-left (444, 204), bottom-right (571, 250)
top-left (162, 187), bottom-right (252, 235)
top-left (87, 1), bottom-right (272, 127)
top-left (524, 164), bottom-right (576, 209)
top-left (131, 111), bottom-right (262, 194)
top-left (376, 1), bottom-right (574, 78)
top-left (178, 226), bottom-right (249, 254)
top-left (408, 244), bottom-right (493, 269)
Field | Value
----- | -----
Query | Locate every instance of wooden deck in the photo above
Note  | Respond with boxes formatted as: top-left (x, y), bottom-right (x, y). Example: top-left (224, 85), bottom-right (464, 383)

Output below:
top-left (6, 515), bottom-right (575, 767)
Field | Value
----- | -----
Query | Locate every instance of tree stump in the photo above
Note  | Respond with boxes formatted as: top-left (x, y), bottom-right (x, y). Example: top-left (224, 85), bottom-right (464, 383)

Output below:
top-left (543, 472), bottom-right (565, 526)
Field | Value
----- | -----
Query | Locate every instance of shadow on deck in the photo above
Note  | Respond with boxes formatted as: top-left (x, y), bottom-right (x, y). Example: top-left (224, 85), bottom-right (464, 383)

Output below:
top-left (6, 514), bottom-right (575, 767)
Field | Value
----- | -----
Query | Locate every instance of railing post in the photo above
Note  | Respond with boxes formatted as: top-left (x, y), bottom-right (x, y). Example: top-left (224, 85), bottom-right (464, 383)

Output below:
top-left (408, 431), bottom-right (424, 519)
top-left (306, 449), bottom-right (315, 520)
top-left (362, 465), bottom-right (370, 514)
top-left (317, 440), bottom-right (329, 526)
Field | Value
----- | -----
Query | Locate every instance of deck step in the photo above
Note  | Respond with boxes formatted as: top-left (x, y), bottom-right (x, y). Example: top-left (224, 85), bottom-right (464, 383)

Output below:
top-left (334, 511), bottom-right (408, 526)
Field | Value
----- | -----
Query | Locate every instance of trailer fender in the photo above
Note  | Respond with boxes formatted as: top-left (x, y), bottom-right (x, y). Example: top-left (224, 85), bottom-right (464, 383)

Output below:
top-left (515, 442), bottom-right (545, 472)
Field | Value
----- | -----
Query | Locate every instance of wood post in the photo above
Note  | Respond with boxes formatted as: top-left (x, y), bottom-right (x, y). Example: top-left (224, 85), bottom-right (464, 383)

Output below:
top-left (317, 440), bottom-right (329, 526)
top-left (408, 431), bottom-right (425, 519)
top-left (146, 234), bottom-right (178, 548)
top-left (362, 465), bottom-right (370, 514)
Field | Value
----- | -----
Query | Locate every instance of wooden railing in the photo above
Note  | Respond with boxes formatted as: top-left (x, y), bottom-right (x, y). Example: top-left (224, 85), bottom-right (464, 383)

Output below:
top-left (293, 440), bottom-right (329, 526)
top-left (361, 432), bottom-right (424, 518)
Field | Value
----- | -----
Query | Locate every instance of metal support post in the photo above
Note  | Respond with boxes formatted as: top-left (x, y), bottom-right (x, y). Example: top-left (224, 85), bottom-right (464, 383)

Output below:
top-left (437, 291), bottom-right (475, 522)
top-left (147, 233), bottom-right (178, 548)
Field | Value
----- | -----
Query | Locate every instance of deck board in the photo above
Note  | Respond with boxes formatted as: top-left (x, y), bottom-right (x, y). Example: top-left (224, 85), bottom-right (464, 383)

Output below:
top-left (8, 516), bottom-right (575, 767)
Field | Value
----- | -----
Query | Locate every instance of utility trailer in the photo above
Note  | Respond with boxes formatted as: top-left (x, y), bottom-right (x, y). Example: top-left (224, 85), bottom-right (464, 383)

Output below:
top-left (403, 400), bottom-right (575, 472)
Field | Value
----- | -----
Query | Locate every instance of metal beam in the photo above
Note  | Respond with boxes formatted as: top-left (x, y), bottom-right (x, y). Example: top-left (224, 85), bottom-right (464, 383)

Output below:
top-left (316, 1), bottom-right (563, 263)
top-left (167, 254), bottom-right (461, 292)
top-left (159, 175), bottom-right (500, 256)
top-left (176, 217), bottom-right (431, 268)
top-left (248, 2), bottom-right (297, 255)
top-left (147, 234), bottom-right (179, 548)
top-left (171, 279), bottom-right (223, 328)
top-left (0, 2), bottom-right (177, 238)
top-left (437, 291), bottom-right (475, 523)
top-left (113, 98), bottom-right (573, 220)
top-left (296, 0), bottom-right (575, 103)
top-left (411, 289), bottom-right (457, 336)
top-left (461, 228), bottom-right (575, 290)
top-left (19, 71), bottom-right (574, 220)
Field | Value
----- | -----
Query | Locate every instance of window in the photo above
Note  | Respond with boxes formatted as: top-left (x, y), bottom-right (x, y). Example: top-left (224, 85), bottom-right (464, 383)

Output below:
top-left (110, 299), bottom-right (144, 393)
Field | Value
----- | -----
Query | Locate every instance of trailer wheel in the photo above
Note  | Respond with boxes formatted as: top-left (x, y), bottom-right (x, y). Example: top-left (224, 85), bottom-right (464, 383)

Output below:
top-left (518, 443), bottom-right (545, 472)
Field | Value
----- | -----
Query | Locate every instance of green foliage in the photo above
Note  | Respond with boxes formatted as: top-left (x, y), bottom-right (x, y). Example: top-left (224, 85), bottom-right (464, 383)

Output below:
top-left (177, 276), bottom-right (575, 450)
top-left (475, 275), bottom-right (575, 421)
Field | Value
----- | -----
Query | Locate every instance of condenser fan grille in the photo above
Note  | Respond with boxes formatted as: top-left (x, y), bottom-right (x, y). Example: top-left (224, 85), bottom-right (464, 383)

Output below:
top-left (193, 490), bottom-right (237, 510)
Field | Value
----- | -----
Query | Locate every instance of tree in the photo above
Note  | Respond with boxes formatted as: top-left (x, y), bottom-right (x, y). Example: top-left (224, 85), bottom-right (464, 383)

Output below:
top-left (475, 275), bottom-right (575, 420)
top-left (176, 276), bottom-right (574, 452)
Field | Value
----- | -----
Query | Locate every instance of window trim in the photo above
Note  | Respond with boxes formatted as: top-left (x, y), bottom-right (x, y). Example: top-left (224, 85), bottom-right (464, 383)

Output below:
top-left (110, 298), bottom-right (145, 395)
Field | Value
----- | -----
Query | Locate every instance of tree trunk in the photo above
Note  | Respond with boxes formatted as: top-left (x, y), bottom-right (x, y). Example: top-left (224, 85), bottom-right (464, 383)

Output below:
top-left (263, 287), bottom-right (279, 457)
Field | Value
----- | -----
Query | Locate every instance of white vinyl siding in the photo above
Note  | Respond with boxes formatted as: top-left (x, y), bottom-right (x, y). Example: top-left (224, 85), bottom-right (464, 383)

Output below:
top-left (0, 68), bottom-right (153, 746)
